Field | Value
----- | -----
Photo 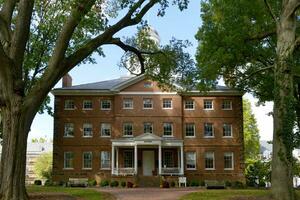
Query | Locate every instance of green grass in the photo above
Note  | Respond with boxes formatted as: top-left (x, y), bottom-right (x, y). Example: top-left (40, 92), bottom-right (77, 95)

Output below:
top-left (180, 189), bottom-right (273, 200)
top-left (27, 186), bottom-right (115, 200)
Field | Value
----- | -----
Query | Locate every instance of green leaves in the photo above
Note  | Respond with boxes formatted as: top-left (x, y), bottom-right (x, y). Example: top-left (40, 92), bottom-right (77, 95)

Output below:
top-left (33, 152), bottom-right (52, 180)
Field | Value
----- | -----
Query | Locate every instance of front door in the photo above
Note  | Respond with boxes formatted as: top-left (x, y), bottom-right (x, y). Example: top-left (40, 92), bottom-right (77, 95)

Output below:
top-left (143, 150), bottom-right (154, 176)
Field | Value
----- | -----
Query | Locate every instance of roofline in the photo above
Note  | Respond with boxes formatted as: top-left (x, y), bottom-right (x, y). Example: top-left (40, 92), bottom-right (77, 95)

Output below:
top-left (51, 90), bottom-right (116, 96)
top-left (111, 74), bottom-right (145, 91)
top-left (179, 90), bottom-right (244, 96)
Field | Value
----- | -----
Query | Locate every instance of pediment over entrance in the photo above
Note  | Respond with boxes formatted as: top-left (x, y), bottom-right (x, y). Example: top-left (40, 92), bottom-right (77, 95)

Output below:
top-left (134, 133), bottom-right (162, 141)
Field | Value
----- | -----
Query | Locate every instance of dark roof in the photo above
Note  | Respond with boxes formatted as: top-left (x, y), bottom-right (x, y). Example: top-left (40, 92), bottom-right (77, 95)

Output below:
top-left (54, 76), bottom-right (132, 91)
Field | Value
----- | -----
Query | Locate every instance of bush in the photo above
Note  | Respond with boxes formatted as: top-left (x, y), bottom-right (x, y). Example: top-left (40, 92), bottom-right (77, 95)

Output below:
top-left (58, 181), bottom-right (66, 186)
top-left (170, 181), bottom-right (176, 187)
top-left (199, 180), bottom-right (205, 187)
top-left (100, 180), bottom-right (109, 187)
top-left (127, 181), bottom-right (133, 188)
top-left (110, 180), bottom-right (119, 187)
top-left (162, 181), bottom-right (169, 188)
top-left (44, 179), bottom-right (53, 186)
top-left (231, 181), bottom-right (245, 189)
top-left (258, 181), bottom-right (266, 188)
top-left (88, 179), bottom-right (97, 187)
top-left (225, 180), bottom-right (232, 187)
top-left (121, 181), bottom-right (126, 188)
top-left (190, 180), bottom-right (199, 187)
top-left (34, 180), bottom-right (42, 185)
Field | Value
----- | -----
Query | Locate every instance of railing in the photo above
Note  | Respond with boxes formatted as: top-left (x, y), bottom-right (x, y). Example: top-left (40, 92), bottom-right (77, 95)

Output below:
top-left (112, 168), bottom-right (136, 176)
top-left (161, 167), bottom-right (182, 175)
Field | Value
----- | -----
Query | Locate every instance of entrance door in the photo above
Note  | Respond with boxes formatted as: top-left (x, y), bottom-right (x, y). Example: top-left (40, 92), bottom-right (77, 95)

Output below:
top-left (143, 151), bottom-right (155, 176)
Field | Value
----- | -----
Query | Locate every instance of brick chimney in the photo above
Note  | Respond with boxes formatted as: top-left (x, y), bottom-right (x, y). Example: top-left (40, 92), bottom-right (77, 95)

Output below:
top-left (62, 73), bottom-right (72, 87)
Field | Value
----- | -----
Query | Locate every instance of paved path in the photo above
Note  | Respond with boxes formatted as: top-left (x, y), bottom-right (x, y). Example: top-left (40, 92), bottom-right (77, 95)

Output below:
top-left (96, 188), bottom-right (200, 200)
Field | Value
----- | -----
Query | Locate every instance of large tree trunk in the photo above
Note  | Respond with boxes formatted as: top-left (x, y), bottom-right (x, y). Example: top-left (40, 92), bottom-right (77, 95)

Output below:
top-left (0, 97), bottom-right (33, 200)
top-left (271, 11), bottom-right (296, 200)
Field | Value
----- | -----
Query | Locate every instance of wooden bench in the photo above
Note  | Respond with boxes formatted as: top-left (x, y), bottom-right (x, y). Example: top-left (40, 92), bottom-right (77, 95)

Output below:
top-left (68, 178), bottom-right (88, 187)
top-left (205, 180), bottom-right (225, 189)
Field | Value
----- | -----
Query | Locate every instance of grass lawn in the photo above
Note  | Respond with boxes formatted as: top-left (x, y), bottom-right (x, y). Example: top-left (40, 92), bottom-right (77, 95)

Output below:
top-left (27, 186), bottom-right (115, 200)
top-left (180, 189), bottom-right (300, 200)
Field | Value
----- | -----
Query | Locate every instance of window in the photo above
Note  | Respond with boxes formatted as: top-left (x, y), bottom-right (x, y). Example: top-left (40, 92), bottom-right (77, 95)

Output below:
top-left (83, 152), bottom-right (92, 169)
top-left (83, 100), bottom-right (93, 110)
top-left (204, 123), bottom-right (214, 137)
top-left (223, 123), bottom-right (232, 137)
top-left (203, 99), bottom-right (213, 110)
top-left (184, 100), bottom-right (194, 110)
top-left (101, 151), bottom-right (110, 169)
top-left (123, 123), bottom-right (133, 136)
top-left (144, 122), bottom-right (153, 134)
top-left (186, 152), bottom-right (196, 170)
top-left (124, 150), bottom-right (133, 168)
top-left (185, 123), bottom-right (195, 137)
top-left (64, 100), bottom-right (75, 110)
top-left (123, 98), bottom-right (133, 109)
top-left (101, 100), bottom-right (111, 110)
top-left (64, 123), bottom-right (74, 137)
top-left (224, 152), bottom-right (234, 170)
top-left (222, 100), bottom-right (232, 110)
top-left (205, 152), bottom-right (215, 169)
top-left (101, 123), bottom-right (111, 137)
top-left (64, 152), bottom-right (74, 169)
top-left (143, 98), bottom-right (153, 109)
top-left (162, 99), bottom-right (172, 109)
top-left (83, 123), bottom-right (93, 137)
top-left (163, 123), bottom-right (173, 137)
top-left (163, 151), bottom-right (174, 167)
top-left (144, 81), bottom-right (153, 88)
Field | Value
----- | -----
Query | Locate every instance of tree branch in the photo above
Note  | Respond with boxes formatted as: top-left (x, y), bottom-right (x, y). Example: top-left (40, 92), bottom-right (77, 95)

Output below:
top-left (241, 66), bottom-right (274, 81)
top-left (284, 0), bottom-right (300, 19)
top-left (0, 0), bottom-right (17, 26)
top-left (264, 0), bottom-right (278, 23)
top-left (245, 29), bottom-right (276, 41)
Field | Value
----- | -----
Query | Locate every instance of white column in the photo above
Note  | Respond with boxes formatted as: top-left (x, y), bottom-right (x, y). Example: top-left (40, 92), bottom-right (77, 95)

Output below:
top-left (158, 144), bottom-right (162, 175)
top-left (177, 147), bottom-right (180, 171)
top-left (180, 144), bottom-right (184, 175)
top-left (134, 144), bottom-right (138, 175)
top-left (116, 147), bottom-right (119, 175)
top-left (111, 144), bottom-right (115, 175)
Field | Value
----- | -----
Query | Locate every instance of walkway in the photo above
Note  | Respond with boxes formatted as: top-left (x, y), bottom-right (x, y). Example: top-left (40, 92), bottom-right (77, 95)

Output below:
top-left (96, 187), bottom-right (199, 200)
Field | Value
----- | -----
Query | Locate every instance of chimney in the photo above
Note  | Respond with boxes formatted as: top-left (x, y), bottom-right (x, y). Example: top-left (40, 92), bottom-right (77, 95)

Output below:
top-left (62, 73), bottom-right (72, 87)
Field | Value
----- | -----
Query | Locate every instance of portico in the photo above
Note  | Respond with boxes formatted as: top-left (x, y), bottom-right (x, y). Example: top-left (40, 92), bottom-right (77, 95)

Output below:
top-left (111, 133), bottom-right (184, 176)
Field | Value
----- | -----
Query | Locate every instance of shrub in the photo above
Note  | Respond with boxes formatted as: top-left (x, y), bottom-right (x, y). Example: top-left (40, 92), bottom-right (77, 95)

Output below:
top-left (121, 181), bottom-right (126, 188)
top-left (199, 180), bottom-right (205, 187)
top-left (162, 181), bottom-right (169, 188)
top-left (231, 181), bottom-right (245, 189)
top-left (127, 181), bottom-right (133, 188)
top-left (190, 180), bottom-right (199, 187)
top-left (34, 180), bottom-right (42, 185)
top-left (110, 180), bottom-right (119, 187)
top-left (258, 181), bottom-right (266, 188)
top-left (186, 181), bottom-right (190, 187)
top-left (170, 181), bottom-right (176, 187)
top-left (225, 180), bottom-right (232, 187)
top-left (88, 179), bottom-right (97, 187)
top-left (58, 181), bottom-right (65, 186)
top-left (44, 179), bottom-right (53, 186)
top-left (100, 180), bottom-right (109, 187)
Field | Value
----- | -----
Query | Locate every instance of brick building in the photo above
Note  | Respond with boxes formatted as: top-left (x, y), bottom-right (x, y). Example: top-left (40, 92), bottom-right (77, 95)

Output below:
top-left (52, 74), bottom-right (244, 185)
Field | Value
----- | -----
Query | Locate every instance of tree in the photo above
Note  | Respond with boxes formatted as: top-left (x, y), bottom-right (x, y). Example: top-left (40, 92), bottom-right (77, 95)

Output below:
top-left (196, 0), bottom-right (300, 199)
top-left (245, 159), bottom-right (271, 187)
top-left (243, 99), bottom-right (260, 160)
top-left (0, 0), bottom-right (192, 199)
top-left (31, 137), bottom-right (48, 143)
top-left (33, 152), bottom-right (52, 180)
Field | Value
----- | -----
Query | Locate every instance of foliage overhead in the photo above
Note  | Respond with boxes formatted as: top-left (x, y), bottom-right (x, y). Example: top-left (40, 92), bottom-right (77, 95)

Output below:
top-left (33, 152), bottom-right (52, 180)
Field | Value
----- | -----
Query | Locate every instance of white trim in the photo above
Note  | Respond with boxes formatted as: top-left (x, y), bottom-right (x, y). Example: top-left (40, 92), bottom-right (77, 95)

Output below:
top-left (119, 91), bottom-right (177, 95)
top-left (203, 99), bottom-right (214, 110)
top-left (100, 100), bottom-right (112, 110)
top-left (184, 100), bottom-right (195, 110)
top-left (82, 100), bottom-right (93, 110)
top-left (222, 100), bottom-right (233, 110)
top-left (82, 151), bottom-right (93, 170)
top-left (185, 151), bottom-right (197, 170)
top-left (224, 152), bottom-right (234, 170)
top-left (205, 152), bottom-right (215, 170)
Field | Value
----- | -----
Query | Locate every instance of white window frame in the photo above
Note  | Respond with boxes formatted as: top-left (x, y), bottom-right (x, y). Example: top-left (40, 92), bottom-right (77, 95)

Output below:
top-left (224, 152), bottom-right (234, 170)
top-left (123, 122), bottom-right (133, 137)
top-left (64, 123), bottom-right (74, 137)
top-left (64, 152), bottom-right (74, 169)
top-left (184, 100), bottom-right (195, 110)
top-left (186, 152), bottom-right (196, 170)
top-left (162, 99), bottom-right (172, 109)
top-left (222, 100), bottom-right (232, 110)
top-left (223, 123), bottom-right (233, 138)
top-left (82, 100), bottom-right (93, 110)
top-left (204, 123), bottom-right (214, 138)
top-left (143, 98), bottom-right (153, 109)
top-left (64, 100), bottom-right (75, 110)
top-left (101, 123), bottom-right (111, 137)
top-left (143, 122), bottom-right (153, 134)
top-left (163, 122), bottom-right (173, 137)
top-left (123, 98), bottom-right (133, 109)
top-left (100, 151), bottom-right (111, 169)
top-left (101, 100), bottom-right (111, 110)
top-left (205, 152), bottom-right (215, 170)
top-left (83, 123), bottom-right (93, 137)
top-left (185, 123), bottom-right (195, 138)
top-left (203, 99), bottom-right (213, 110)
top-left (82, 152), bottom-right (92, 170)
